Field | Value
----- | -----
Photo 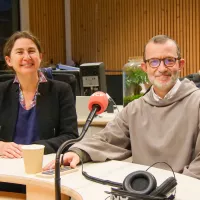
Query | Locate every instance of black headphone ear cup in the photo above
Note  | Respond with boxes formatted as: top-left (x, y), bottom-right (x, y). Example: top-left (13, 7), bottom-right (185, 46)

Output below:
top-left (150, 177), bottom-right (177, 197)
top-left (123, 171), bottom-right (157, 195)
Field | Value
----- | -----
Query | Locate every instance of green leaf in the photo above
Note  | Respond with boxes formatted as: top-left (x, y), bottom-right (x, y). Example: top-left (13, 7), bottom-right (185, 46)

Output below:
top-left (123, 94), bottom-right (144, 106)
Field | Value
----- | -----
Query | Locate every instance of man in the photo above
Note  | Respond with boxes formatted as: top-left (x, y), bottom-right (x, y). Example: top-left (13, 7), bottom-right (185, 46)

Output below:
top-left (44, 35), bottom-right (200, 179)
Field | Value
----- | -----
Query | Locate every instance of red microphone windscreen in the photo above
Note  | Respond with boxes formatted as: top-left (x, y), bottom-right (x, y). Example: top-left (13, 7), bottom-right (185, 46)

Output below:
top-left (88, 91), bottom-right (109, 114)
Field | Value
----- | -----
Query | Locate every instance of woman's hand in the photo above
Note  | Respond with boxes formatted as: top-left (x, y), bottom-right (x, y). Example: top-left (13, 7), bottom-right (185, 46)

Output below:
top-left (43, 152), bottom-right (80, 171)
top-left (0, 142), bottom-right (22, 158)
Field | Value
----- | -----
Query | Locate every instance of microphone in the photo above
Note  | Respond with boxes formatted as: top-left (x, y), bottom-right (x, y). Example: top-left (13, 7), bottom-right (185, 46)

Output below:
top-left (82, 91), bottom-right (108, 133)
top-left (88, 91), bottom-right (109, 114)
top-left (55, 91), bottom-right (109, 200)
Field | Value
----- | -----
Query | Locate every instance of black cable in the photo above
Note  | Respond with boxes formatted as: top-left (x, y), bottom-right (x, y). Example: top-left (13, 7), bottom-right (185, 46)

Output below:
top-left (105, 190), bottom-right (167, 200)
top-left (75, 153), bottom-right (121, 188)
top-left (55, 105), bottom-right (100, 200)
top-left (109, 97), bottom-right (119, 112)
top-left (78, 160), bottom-right (176, 200)
top-left (82, 170), bottom-right (123, 188)
top-left (146, 162), bottom-right (176, 178)
top-left (106, 94), bottom-right (120, 112)
top-left (105, 195), bottom-right (111, 200)
top-left (143, 85), bottom-right (151, 95)
top-left (145, 162), bottom-right (176, 198)
top-left (75, 152), bottom-right (123, 188)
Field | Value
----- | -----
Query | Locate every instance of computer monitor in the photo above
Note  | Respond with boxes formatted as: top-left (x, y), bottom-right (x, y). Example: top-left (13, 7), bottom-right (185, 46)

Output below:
top-left (80, 62), bottom-right (107, 96)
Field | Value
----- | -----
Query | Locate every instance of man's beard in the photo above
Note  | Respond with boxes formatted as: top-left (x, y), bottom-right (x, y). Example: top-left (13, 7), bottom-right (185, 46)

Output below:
top-left (148, 71), bottom-right (179, 91)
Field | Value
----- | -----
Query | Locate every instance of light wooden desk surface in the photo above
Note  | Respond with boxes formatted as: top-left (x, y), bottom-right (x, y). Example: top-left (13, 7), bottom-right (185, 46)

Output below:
top-left (0, 154), bottom-right (200, 200)
top-left (78, 105), bottom-right (123, 126)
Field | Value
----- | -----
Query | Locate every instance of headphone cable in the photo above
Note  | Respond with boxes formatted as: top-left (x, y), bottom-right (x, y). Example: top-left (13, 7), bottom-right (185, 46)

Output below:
top-left (71, 155), bottom-right (176, 200)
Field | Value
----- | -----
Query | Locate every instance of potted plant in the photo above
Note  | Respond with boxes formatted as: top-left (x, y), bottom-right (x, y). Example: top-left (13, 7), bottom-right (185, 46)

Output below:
top-left (123, 57), bottom-right (150, 106)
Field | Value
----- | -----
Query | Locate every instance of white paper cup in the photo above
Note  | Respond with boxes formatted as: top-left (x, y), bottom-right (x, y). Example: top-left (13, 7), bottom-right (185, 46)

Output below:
top-left (22, 144), bottom-right (45, 174)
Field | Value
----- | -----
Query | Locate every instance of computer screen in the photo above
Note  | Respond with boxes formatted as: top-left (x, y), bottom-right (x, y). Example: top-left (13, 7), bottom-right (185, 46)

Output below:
top-left (80, 62), bottom-right (107, 96)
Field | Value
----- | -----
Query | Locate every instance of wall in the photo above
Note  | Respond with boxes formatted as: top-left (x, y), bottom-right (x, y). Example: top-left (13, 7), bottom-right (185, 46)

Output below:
top-left (0, 0), bottom-right (20, 70)
top-left (70, 0), bottom-right (200, 77)
top-left (28, 0), bottom-right (66, 65)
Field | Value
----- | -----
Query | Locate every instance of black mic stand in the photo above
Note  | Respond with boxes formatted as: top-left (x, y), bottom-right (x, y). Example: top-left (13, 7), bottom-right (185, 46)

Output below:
top-left (55, 104), bottom-right (100, 200)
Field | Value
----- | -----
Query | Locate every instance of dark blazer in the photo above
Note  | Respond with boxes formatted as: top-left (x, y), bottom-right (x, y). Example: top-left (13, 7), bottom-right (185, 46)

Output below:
top-left (0, 79), bottom-right (78, 154)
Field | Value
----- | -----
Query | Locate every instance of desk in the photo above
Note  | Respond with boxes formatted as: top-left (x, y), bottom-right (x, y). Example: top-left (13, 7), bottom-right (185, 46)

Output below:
top-left (78, 105), bottom-right (123, 137)
top-left (0, 155), bottom-right (200, 200)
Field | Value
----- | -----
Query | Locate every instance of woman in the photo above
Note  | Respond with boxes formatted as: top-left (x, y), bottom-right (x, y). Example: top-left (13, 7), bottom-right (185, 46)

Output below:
top-left (0, 31), bottom-right (78, 158)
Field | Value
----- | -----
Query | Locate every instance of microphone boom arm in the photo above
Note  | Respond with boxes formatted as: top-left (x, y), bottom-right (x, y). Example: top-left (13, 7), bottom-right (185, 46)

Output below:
top-left (55, 104), bottom-right (100, 200)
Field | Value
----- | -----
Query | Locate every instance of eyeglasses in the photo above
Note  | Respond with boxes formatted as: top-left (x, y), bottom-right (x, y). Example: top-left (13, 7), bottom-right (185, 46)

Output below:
top-left (144, 57), bottom-right (181, 68)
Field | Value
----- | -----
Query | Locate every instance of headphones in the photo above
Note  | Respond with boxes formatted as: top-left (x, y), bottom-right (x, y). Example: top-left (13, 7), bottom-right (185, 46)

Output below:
top-left (82, 162), bottom-right (177, 200)
top-left (107, 170), bottom-right (177, 200)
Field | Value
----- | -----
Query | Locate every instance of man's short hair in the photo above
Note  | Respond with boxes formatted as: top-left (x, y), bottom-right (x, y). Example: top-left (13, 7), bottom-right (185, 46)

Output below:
top-left (143, 35), bottom-right (181, 61)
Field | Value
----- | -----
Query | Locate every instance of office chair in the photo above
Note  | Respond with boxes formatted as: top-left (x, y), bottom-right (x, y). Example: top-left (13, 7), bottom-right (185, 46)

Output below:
top-left (40, 67), bottom-right (81, 98)
top-left (0, 70), bottom-right (77, 102)
top-left (52, 73), bottom-right (77, 102)
top-left (0, 70), bottom-right (14, 75)
top-left (181, 73), bottom-right (200, 88)
top-left (52, 70), bottom-right (83, 96)
top-left (0, 74), bottom-right (15, 82)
